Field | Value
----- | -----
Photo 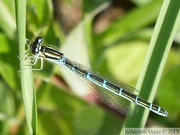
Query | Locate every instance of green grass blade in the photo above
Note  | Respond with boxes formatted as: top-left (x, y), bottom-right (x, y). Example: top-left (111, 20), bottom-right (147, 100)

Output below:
top-left (0, 0), bottom-right (16, 39)
top-left (15, 0), bottom-right (38, 134)
top-left (94, 0), bottom-right (163, 47)
top-left (120, 0), bottom-right (180, 130)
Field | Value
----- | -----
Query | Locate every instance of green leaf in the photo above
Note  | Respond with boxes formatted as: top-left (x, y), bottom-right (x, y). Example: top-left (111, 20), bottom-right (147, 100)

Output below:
top-left (0, 34), bottom-right (20, 90)
top-left (0, 0), bottom-right (16, 39)
top-left (82, 0), bottom-right (108, 14)
top-left (94, 0), bottom-right (163, 47)
top-left (27, 0), bottom-right (53, 35)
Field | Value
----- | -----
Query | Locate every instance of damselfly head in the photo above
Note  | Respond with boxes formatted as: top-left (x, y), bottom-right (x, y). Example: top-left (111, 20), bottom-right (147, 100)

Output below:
top-left (30, 36), bottom-right (44, 55)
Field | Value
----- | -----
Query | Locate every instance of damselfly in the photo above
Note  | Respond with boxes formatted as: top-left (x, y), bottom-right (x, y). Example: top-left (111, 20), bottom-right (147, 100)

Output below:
top-left (26, 36), bottom-right (168, 117)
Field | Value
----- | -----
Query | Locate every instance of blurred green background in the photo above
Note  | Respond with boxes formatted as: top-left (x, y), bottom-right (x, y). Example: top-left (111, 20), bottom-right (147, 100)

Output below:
top-left (0, 0), bottom-right (180, 135)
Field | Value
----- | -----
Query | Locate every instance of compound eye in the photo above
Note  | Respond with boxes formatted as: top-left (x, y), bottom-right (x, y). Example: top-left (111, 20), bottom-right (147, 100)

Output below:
top-left (35, 48), bottom-right (39, 54)
top-left (35, 36), bottom-right (44, 45)
top-left (38, 38), bottom-right (43, 44)
top-left (30, 37), bottom-right (44, 55)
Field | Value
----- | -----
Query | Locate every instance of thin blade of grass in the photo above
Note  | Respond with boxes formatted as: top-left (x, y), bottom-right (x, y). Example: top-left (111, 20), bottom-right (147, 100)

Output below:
top-left (15, 0), bottom-right (38, 134)
top-left (94, 0), bottom-right (163, 47)
top-left (120, 0), bottom-right (180, 130)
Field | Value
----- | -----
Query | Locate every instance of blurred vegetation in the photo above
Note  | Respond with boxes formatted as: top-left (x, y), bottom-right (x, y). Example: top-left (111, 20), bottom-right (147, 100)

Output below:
top-left (0, 0), bottom-right (180, 135)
